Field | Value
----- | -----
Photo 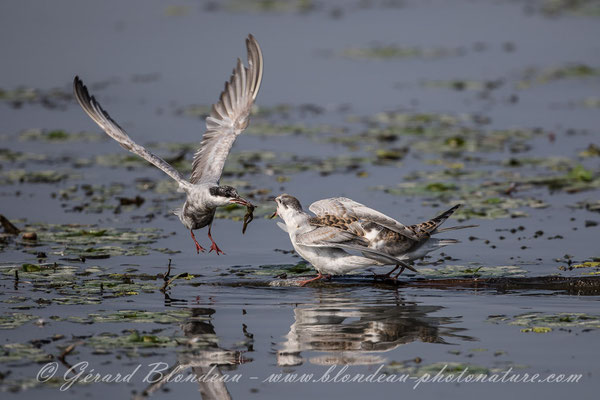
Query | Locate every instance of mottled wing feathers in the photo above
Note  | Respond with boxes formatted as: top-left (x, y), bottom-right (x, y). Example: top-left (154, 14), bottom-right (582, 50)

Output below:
top-left (189, 34), bottom-right (264, 184)
top-left (309, 197), bottom-right (420, 241)
top-left (73, 77), bottom-right (189, 189)
top-left (308, 214), bottom-right (364, 236)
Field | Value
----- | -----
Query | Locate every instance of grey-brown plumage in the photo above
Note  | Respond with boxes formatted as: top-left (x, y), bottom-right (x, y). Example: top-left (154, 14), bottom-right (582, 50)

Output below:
top-left (309, 197), bottom-right (422, 241)
top-left (273, 194), bottom-right (418, 286)
top-left (274, 195), bottom-right (476, 283)
top-left (308, 198), bottom-right (477, 277)
top-left (74, 35), bottom-right (264, 255)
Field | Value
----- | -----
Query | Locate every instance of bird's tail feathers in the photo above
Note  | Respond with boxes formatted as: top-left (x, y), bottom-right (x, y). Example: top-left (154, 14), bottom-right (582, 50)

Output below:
top-left (433, 224), bottom-right (478, 234)
top-left (410, 204), bottom-right (461, 237)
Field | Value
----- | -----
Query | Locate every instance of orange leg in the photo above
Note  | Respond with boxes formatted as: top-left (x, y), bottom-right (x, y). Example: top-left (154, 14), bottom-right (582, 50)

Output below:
top-left (190, 230), bottom-right (205, 254)
top-left (298, 272), bottom-right (331, 287)
top-left (207, 225), bottom-right (225, 255)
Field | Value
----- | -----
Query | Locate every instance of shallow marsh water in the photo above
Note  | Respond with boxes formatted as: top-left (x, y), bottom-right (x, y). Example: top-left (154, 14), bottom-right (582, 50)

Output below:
top-left (1, 0), bottom-right (600, 398)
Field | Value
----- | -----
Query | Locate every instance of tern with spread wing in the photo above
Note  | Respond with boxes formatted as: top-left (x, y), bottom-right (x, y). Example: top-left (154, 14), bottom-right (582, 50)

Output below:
top-left (74, 34), bottom-right (263, 255)
top-left (272, 194), bottom-right (476, 285)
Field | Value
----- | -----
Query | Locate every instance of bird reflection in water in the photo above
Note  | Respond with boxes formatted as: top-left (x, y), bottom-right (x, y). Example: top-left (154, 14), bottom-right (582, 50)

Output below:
top-left (277, 290), bottom-right (475, 367)
top-left (135, 308), bottom-right (251, 400)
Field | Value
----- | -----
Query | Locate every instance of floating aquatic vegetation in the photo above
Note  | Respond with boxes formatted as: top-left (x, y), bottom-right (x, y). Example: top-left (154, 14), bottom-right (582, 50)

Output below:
top-left (221, 150), bottom-right (374, 178)
top-left (409, 128), bottom-right (542, 154)
top-left (1, 263), bottom-right (165, 302)
top-left (487, 312), bottom-right (600, 331)
top-left (538, 0), bottom-right (600, 17)
top-left (579, 143), bottom-right (600, 157)
top-left (0, 169), bottom-right (75, 185)
top-left (0, 313), bottom-right (38, 330)
top-left (342, 110), bottom-right (545, 156)
top-left (246, 121), bottom-right (343, 137)
top-left (376, 179), bottom-right (547, 220)
top-left (56, 183), bottom-right (126, 214)
top-left (570, 199), bottom-right (600, 213)
top-left (18, 128), bottom-right (105, 142)
top-left (422, 79), bottom-right (489, 91)
top-left (572, 261), bottom-right (600, 268)
top-left (520, 327), bottom-right (552, 333)
top-left (228, 262), bottom-right (312, 278)
top-left (517, 63), bottom-right (600, 89)
top-left (0, 343), bottom-right (53, 364)
top-left (0, 149), bottom-right (47, 164)
top-left (24, 223), bottom-right (165, 247)
top-left (581, 97), bottom-right (600, 108)
top-left (418, 265), bottom-right (527, 278)
top-left (0, 86), bottom-right (72, 109)
top-left (514, 165), bottom-right (599, 193)
top-left (164, 5), bottom-right (191, 16)
top-left (222, 0), bottom-right (317, 13)
top-left (63, 309), bottom-right (194, 325)
top-left (376, 158), bottom-right (596, 219)
top-left (567, 261), bottom-right (600, 275)
top-left (176, 102), bottom-right (322, 121)
top-left (343, 44), bottom-right (463, 60)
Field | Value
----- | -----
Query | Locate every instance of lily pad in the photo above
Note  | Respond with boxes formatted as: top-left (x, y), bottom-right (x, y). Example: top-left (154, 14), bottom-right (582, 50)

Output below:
top-left (0, 343), bottom-right (53, 364)
top-left (488, 312), bottom-right (600, 330)
top-left (418, 265), bottom-right (527, 278)
top-left (0, 313), bottom-right (38, 330)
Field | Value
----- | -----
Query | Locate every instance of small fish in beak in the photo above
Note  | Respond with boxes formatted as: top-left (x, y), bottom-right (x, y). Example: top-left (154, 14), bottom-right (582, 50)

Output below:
top-left (228, 196), bottom-right (255, 234)
top-left (242, 204), bottom-right (255, 234)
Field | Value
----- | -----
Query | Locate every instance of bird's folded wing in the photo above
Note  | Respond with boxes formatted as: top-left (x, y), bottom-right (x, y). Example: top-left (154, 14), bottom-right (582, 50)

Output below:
top-left (189, 34), bottom-right (264, 185)
top-left (294, 226), bottom-right (369, 247)
top-left (73, 77), bottom-right (190, 190)
top-left (309, 197), bottom-right (420, 241)
top-left (295, 226), bottom-right (417, 272)
top-left (333, 243), bottom-right (418, 273)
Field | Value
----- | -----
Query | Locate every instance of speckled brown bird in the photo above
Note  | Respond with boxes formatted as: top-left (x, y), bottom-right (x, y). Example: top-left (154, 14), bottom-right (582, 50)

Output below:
top-left (272, 194), bottom-right (476, 285)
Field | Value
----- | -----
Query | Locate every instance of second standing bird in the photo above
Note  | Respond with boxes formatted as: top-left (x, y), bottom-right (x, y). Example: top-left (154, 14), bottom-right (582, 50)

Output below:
top-left (272, 194), bottom-right (476, 285)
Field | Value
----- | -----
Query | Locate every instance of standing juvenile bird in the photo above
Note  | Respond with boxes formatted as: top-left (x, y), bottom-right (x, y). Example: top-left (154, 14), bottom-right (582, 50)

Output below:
top-left (272, 194), bottom-right (476, 285)
top-left (74, 35), bottom-right (263, 255)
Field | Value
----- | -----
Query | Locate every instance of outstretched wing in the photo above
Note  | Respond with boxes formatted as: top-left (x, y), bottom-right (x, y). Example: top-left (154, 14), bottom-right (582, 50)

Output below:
top-left (309, 197), bottom-right (420, 241)
top-left (294, 226), bottom-right (417, 272)
top-left (189, 34), bottom-right (264, 185)
top-left (73, 76), bottom-right (190, 190)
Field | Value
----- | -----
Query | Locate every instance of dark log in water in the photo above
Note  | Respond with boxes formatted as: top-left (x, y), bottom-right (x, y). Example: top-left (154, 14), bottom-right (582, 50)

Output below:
top-left (406, 275), bottom-right (600, 295)
top-left (210, 275), bottom-right (600, 295)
